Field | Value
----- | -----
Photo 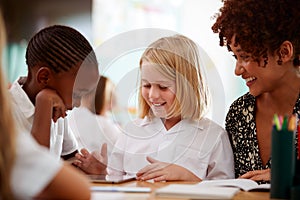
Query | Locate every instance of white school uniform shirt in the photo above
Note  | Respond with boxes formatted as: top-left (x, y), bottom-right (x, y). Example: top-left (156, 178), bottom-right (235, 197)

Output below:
top-left (12, 130), bottom-right (62, 200)
top-left (109, 117), bottom-right (234, 180)
top-left (69, 107), bottom-right (120, 155)
top-left (9, 79), bottom-right (78, 159)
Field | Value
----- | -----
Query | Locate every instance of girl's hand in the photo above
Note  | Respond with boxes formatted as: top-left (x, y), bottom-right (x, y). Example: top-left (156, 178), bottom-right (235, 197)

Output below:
top-left (239, 168), bottom-right (270, 181)
top-left (73, 143), bottom-right (108, 175)
top-left (136, 156), bottom-right (201, 182)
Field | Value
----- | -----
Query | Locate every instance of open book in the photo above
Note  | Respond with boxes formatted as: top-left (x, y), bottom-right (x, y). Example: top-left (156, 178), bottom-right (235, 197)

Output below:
top-left (155, 179), bottom-right (270, 199)
top-left (155, 184), bottom-right (240, 199)
top-left (198, 179), bottom-right (270, 192)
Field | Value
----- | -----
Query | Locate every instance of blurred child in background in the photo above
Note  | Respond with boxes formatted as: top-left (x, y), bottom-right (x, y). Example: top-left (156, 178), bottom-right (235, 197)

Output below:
top-left (70, 75), bottom-right (121, 174)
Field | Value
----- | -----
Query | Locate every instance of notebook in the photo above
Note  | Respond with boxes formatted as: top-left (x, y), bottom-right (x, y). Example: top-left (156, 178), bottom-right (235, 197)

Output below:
top-left (155, 184), bottom-right (240, 199)
top-left (86, 175), bottom-right (136, 184)
top-left (198, 179), bottom-right (270, 192)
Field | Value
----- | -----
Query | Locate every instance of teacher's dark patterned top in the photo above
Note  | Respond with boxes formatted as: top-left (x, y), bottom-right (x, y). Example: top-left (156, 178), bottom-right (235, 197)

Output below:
top-left (225, 92), bottom-right (300, 181)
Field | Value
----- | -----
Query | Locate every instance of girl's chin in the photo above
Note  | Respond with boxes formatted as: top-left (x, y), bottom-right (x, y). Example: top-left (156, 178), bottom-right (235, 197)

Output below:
top-left (151, 107), bottom-right (167, 117)
top-left (152, 111), bottom-right (168, 118)
top-left (153, 113), bottom-right (168, 118)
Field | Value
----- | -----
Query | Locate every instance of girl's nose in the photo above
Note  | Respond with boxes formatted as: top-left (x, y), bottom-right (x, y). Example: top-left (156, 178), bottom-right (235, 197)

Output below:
top-left (149, 86), bottom-right (159, 99)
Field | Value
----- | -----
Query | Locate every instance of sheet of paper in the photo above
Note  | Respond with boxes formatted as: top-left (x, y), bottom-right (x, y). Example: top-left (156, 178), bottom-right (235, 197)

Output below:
top-left (91, 186), bottom-right (151, 193)
top-left (155, 184), bottom-right (240, 199)
top-left (91, 192), bottom-right (149, 200)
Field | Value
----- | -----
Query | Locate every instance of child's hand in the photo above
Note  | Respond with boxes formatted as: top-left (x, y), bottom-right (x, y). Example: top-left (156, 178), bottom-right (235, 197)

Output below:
top-left (136, 156), bottom-right (201, 182)
top-left (31, 88), bottom-right (67, 147)
top-left (35, 88), bottom-right (67, 122)
top-left (73, 143), bottom-right (108, 175)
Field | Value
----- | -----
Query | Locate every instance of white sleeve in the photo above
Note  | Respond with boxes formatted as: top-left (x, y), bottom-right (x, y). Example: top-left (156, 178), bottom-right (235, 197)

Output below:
top-left (107, 134), bottom-right (127, 176)
top-left (61, 117), bottom-right (78, 156)
top-left (11, 131), bottom-right (62, 199)
top-left (206, 129), bottom-right (235, 180)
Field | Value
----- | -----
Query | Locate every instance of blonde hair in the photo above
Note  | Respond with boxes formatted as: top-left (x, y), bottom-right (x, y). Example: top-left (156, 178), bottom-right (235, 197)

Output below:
top-left (0, 9), bottom-right (16, 200)
top-left (138, 34), bottom-right (209, 120)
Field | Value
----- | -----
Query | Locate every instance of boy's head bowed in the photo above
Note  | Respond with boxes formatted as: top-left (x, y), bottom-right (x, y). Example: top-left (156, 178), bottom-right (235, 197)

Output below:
top-left (25, 25), bottom-right (98, 73)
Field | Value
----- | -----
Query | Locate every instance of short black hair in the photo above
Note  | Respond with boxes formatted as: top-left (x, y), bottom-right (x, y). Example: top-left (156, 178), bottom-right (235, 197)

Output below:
top-left (25, 25), bottom-right (98, 73)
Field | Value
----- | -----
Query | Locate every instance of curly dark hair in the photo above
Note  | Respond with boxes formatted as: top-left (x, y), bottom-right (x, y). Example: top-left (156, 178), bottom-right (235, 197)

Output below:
top-left (212, 0), bottom-right (300, 67)
top-left (25, 25), bottom-right (98, 73)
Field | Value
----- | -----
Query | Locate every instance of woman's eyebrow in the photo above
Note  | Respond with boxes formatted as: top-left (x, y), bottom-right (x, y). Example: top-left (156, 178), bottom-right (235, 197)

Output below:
top-left (235, 49), bottom-right (243, 53)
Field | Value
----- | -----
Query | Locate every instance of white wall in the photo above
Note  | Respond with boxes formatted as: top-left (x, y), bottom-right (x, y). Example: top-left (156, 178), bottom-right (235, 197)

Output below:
top-left (92, 0), bottom-right (248, 126)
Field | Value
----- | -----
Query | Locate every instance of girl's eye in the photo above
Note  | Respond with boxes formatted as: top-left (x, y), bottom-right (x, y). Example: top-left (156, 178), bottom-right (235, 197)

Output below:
top-left (159, 86), bottom-right (168, 90)
top-left (143, 84), bottom-right (151, 88)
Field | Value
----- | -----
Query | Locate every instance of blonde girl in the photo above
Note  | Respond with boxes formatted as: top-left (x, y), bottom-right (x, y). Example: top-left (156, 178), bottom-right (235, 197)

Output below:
top-left (74, 35), bottom-right (234, 181)
top-left (110, 34), bottom-right (234, 181)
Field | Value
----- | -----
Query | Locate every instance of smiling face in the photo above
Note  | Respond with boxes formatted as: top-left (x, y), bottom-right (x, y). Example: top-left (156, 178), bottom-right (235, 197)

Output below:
top-left (229, 38), bottom-right (289, 97)
top-left (141, 62), bottom-right (177, 119)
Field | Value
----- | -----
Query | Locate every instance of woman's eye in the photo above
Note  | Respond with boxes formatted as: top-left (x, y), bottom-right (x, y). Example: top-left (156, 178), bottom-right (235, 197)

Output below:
top-left (233, 54), bottom-right (251, 62)
top-left (241, 55), bottom-right (250, 60)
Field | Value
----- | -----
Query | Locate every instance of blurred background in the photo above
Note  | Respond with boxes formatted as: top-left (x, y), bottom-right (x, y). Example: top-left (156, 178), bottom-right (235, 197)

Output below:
top-left (0, 0), bottom-right (247, 126)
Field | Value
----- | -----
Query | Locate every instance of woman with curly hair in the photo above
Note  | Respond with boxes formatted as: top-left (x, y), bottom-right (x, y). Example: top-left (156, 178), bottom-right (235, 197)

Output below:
top-left (212, 0), bottom-right (300, 183)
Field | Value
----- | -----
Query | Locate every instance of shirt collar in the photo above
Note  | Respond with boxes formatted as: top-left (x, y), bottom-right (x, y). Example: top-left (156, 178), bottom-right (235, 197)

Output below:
top-left (134, 116), bottom-right (205, 133)
top-left (10, 80), bottom-right (35, 119)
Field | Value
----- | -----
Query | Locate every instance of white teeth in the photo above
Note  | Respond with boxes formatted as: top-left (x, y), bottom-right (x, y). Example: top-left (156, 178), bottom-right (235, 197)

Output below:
top-left (153, 103), bottom-right (163, 106)
top-left (246, 77), bottom-right (256, 82)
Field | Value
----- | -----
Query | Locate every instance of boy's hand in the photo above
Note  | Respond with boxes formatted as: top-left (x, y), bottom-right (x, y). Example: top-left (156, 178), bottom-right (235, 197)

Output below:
top-left (35, 88), bottom-right (67, 122)
top-left (32, 88), bottom-right (66, 147)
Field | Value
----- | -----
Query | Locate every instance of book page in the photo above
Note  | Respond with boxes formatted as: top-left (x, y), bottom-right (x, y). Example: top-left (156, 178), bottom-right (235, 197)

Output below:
top-left (155, 184), bottom-right (240, 199)
top-left (198, 179), bottom-right (270, 191)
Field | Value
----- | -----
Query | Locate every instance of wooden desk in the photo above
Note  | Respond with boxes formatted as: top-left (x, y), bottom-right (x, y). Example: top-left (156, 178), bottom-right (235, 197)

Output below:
top-left (91, 180), bottom-right (270, 200)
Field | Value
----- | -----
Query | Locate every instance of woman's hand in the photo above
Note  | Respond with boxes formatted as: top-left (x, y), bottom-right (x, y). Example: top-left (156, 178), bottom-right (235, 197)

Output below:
top-left (239, 168), bottom-right (270, 181)
top-left (136, 156), bottom-right (201, 182)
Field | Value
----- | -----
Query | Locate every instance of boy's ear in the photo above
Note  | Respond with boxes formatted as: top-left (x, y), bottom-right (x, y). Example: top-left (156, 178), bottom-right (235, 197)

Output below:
top-left (278, 41), bottom-right (294, 63)
top-left (36, 67), bottom-right (52, 86)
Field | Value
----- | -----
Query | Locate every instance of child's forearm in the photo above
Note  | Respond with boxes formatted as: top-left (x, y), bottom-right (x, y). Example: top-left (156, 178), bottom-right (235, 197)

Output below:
top-left (181, 167), bottom-right (202, 182)
top-left (31, 94), bottom-right (53, 148)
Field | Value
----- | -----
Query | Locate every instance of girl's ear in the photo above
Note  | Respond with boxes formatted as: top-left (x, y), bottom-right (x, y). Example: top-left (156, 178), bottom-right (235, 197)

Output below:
top-left (36, 67), bottom-right (52, 86)
top-left (278, 41), bottom-right (294, 64)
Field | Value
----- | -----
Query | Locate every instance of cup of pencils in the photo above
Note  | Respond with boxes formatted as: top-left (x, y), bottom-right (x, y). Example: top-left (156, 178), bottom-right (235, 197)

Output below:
top-left (270, 114), bottom-right (297, 199)
top-left (291, 115), bottom-right (300, 200)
